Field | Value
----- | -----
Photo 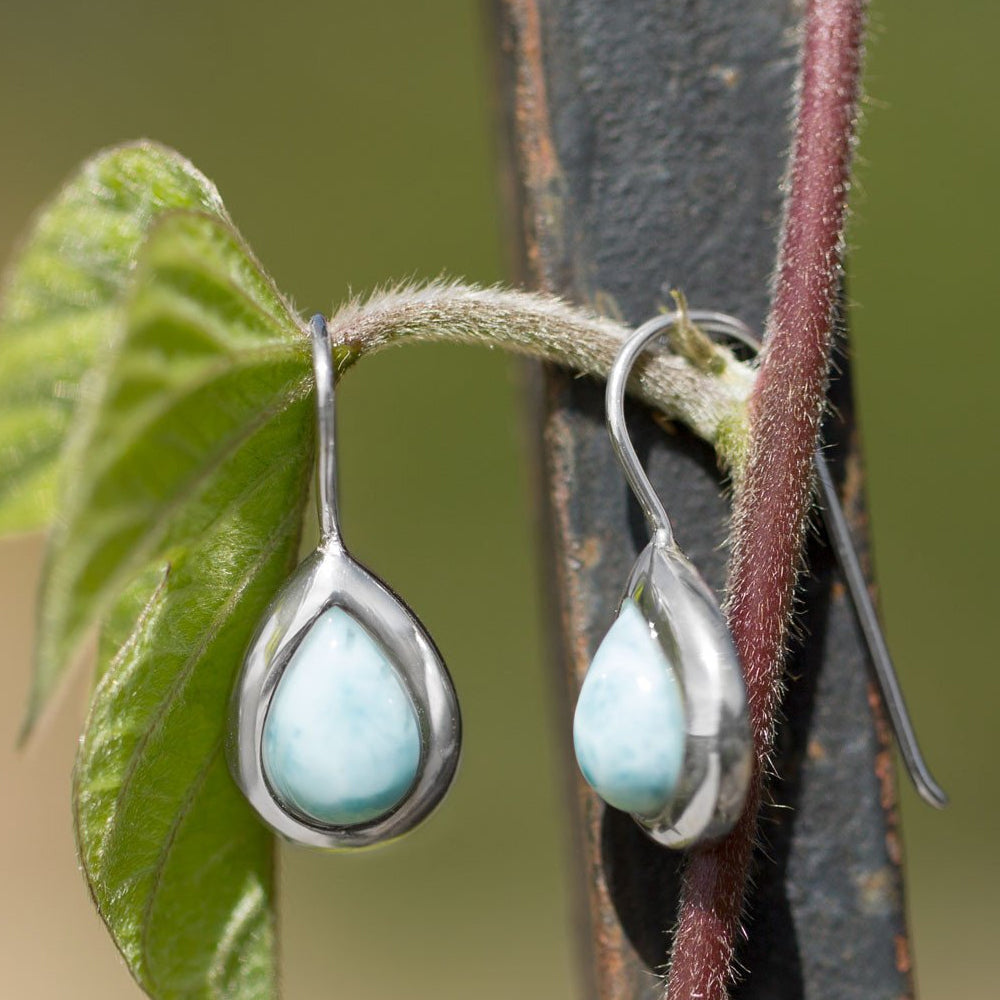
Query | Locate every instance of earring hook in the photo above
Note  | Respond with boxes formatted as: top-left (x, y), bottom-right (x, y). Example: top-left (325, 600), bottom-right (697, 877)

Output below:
top-left (606, 309), bottom-right (758, 549)
top-left (610, 309), bottom-right (947, 809)
top-left (309, 314), bottom-right (341, 546)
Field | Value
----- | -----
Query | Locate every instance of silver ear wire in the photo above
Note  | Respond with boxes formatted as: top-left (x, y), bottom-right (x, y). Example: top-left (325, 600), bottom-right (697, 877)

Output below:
top-left (605, 309), bottom-right (759, 546)
top-left (310, 313), bottom-right (341, 544)
top-left (695, 314), bottom-right (947, 809)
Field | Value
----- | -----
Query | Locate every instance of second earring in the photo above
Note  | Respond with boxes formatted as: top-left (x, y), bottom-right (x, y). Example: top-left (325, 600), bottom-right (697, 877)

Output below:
top-left (573, 311), bottom-right (753, 849)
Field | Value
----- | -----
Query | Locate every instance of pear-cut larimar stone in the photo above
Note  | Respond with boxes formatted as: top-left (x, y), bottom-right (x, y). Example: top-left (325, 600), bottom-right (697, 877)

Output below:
top-left (262, 606), bottom-right (421, 826)
top-left (573, 599), bottom-right (686, 817)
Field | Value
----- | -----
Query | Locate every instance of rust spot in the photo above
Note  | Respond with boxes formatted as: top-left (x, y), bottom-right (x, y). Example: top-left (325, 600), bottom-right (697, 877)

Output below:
top-left (505, 0), bottom-right (566, 285)
top-left (575, 535), bottom-right (602, 571)
top-left (874, 750), bottom-right (894, 811)
top-left (510, 1), bottom-right (560, 184)
top-left (866, 682), bottom-right (892, 749)
top-left (867, 682), bottom-right (902, 826)
top-left (893, 934), bottom-right (912, 975)
top-left (806, 739), bottom-right (827, 761)
top-left (884, 829), bottom-right (903, 867)
top-left (869, 682), bottom-right (909, 873)
top-left (709, 64), bottom-right (741, 88)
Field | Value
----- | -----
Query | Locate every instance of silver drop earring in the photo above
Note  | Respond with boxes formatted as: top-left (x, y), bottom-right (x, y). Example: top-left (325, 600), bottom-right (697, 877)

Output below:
top-left (573, 311), bottom-right (755, 849)
top-left (227, 315), bottom-right (461, 849)
top-left (574, 308), bottom-right (946, 852)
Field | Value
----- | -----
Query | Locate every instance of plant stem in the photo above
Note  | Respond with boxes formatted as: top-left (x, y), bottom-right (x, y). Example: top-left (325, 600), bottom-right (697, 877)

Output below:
top-left (328, 280), bottom-right (755, 469)
top-left (667, 2), bottom-right (867, 998)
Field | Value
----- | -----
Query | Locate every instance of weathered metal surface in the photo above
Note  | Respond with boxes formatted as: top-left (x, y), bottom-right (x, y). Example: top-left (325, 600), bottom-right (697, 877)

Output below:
top-left (493, 2), bottom-right (913, 999)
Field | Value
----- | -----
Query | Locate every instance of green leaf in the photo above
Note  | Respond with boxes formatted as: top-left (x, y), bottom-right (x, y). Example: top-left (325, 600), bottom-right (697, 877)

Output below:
top-left (67, 209), bottom-right (313, 999)
top-left (29, 209), bottom-right (311, 727)
top-left (0, 141), bottom-right (229, 535)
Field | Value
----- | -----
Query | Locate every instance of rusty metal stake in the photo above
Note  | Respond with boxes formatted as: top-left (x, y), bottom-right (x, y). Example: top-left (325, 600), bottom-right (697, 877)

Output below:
top-left (493, 2), bottom-right (914, 998)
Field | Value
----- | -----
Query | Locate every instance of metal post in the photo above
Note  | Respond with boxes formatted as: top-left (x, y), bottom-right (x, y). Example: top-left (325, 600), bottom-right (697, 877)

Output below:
top-left (494, 3), bottom-right (913, 998)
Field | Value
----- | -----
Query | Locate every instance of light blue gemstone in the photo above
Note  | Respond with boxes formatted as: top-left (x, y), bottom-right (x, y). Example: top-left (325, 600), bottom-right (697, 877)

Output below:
top-left (262, 606), bottom-right (421, 826)
top-left (573, 599), bottom-right (686, 817)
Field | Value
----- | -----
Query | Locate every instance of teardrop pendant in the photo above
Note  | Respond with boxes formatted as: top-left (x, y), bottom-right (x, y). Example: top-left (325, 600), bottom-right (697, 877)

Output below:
top-left (575, 541), bottom-right (751, 847)
top-left (227, 316), bottom-right (460, 849)
top-left (573, 598), bottom-right (686, 817)
top-left (621, 542), bottom-right (751, 847)
top-left (261, 606), bottom-right (422, 827)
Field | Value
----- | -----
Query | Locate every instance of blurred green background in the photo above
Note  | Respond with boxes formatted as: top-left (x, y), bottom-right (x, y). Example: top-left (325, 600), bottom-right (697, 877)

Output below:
top-left (0, 2), bottom-right (995, 997)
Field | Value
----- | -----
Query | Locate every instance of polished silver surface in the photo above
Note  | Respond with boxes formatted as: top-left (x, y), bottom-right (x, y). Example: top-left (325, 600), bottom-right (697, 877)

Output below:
top-left (227, 542), bottom-right (461, 848)
top-left (623, 543), bottom-right (752, 847)
top-left (605, 311), bottom-right (754, 847)
top-left (227, 315), bottom-right (461, 848)
top-left (311, 312), bottom-right (340, 543)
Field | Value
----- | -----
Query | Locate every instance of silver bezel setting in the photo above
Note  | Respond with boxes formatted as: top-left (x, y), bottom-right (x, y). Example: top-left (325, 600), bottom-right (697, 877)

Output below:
top-left (227, 540), bottom-right (461, 849)
top-left (622, 541), bottom-right (751, 847)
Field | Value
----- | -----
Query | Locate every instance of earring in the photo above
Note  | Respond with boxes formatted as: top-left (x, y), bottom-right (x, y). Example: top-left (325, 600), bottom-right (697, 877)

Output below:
top-left (227, 315), bottom-right (461, 849)
top-left (573, 310), bottom-right (754, 849)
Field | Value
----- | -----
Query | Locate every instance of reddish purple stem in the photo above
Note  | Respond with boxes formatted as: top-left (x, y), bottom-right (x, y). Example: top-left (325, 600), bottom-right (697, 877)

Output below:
top-left (666, 2), bottom-right (867, 997)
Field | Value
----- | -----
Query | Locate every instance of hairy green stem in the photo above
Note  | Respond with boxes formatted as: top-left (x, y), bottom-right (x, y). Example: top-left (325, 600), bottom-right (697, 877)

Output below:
top-left (325, 281), bottom-right (755, 471)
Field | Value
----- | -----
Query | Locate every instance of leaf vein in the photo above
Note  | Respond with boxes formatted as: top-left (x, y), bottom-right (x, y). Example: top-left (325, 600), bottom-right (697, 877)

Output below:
top-left (47, 376), bottom-right (310, 689)
top-left (96, 487), bottom-right (302, 861)
top-left (139, 741), bottom-right (223, 990)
